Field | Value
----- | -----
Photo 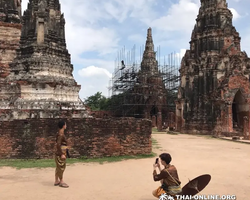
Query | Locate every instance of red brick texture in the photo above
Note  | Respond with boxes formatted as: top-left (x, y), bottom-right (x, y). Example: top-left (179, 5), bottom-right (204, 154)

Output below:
top-left (0, 118), bottom-right (152, 159)
top-left (90, 111), bottom-right (113, 118)
top-left (178, 74), bottom-right (250, 138)
top-left (218, 75), bottom-right (250, 136)
top-left (0, 22), bottom-right (21, 78)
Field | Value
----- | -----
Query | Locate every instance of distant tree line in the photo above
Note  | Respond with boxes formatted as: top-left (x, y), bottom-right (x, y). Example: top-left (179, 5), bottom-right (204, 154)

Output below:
top-left (84, 90), bottom-right (178, 113)
top-left (83, 92), bottom-right (110, 111)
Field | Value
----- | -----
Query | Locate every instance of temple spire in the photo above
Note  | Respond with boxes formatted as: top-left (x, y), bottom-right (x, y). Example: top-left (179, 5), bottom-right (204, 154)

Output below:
top-left (176, 0), bottom-right (249, 135)
top-left (7, 0), bottom-right (81, 103)
top-left (189, 0), bottom-right (239, 58)
top-left (141, 27), bottom-right (158, 73)
top-left (0, 0), bottom-right (22, 23)
top-left (200, 0), bottom-right (227, 9)
top-left (146, 27), bottom-right (154, 52)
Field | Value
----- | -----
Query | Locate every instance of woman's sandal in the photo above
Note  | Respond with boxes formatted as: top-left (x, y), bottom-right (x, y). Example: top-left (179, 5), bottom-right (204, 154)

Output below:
top-left (54, 182), bottom-right (60, 186)
top-left (59, 183), bottom-right (69, 188)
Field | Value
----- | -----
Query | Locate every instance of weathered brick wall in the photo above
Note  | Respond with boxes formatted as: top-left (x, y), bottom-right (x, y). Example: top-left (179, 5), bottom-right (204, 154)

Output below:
top-left (0, 117), bottom-right (152, 159)
top-left (91, 110), bottom-right (113, 118)
top-left (0, 22), bottom-right (21, 79)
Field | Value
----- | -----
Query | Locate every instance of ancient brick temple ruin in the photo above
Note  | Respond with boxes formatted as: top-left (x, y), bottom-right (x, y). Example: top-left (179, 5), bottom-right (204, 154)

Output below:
top-left (0, 0), bottom-right (89, 120)
top-left (0, 0), bottom-right (22, 93)
top-left (111, 28), bottom-right (167, 131)
top-left (131, 28), bottom-right (167, 131)
top-left (176, 0), bottom-right (250, 139)
top-left (0, 0), bottom-right (152, 159)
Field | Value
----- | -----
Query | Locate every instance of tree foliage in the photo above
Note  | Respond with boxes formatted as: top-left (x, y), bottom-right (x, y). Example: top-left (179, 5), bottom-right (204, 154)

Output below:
top-left (84, 92), bottom-right (110, 111)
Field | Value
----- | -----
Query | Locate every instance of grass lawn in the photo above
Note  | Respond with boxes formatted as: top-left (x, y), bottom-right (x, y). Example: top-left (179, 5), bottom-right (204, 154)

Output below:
top-left (0, 153), bottom-right (156, 169)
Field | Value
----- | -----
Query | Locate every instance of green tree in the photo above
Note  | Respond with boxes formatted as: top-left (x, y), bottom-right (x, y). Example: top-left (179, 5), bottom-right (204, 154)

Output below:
top-left (84, 92), bottom-right (110, 111)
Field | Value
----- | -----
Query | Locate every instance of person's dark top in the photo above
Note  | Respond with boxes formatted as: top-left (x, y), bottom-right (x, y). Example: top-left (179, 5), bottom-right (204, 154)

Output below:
top-left (55, 133), bottom-right (67, 156)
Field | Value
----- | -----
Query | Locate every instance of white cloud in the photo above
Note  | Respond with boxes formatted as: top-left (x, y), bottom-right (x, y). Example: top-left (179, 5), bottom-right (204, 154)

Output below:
top-left (241, 29), bottom-right (250, 56)
top-left (73, 58), bottom-right (115, 73)
top-left (65, 25), bottom-right (120, 57)
top-left (179, 49), bottom-right (187, 59)
top-left (78, 66), bottom-right (112, 78)
top-left (78, 66), bottom-right (112, 98)
top-left (229, 8), bottom-right (241, 20)
top-left (150, 0), bottom-right (199, 32)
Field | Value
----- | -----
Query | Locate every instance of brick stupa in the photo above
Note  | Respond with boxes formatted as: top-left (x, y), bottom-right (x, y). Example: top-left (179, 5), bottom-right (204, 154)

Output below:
top-left (0, 0), bottom-right (22, 84)
top-left (0, 0), bottom-right (90, 120)
top-left (176, 0), bottom-right (250, 138)
top-left (128, 28), bottom-right (167, 131)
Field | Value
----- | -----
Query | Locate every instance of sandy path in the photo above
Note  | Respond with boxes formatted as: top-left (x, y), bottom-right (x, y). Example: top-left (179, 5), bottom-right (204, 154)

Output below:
top-left (1, 134), bottom-right (250, 200)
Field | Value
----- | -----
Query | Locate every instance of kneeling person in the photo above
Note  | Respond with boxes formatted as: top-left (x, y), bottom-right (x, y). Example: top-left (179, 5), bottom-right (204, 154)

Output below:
top-left (152, 153), bottom-right (182, 199)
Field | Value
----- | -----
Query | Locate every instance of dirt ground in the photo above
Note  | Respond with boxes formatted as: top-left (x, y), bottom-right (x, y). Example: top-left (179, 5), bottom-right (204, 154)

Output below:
top-left (1, 134), bottom-right (250, 200)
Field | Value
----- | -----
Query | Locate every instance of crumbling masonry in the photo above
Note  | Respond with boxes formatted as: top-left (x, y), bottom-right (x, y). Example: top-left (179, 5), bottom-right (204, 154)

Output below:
top-left (176, 0), bottom-right (250, 139)
top-left (129, 28), bottom-right (167, 131)
top-left (0, 0), bottom-right (152, 158)
top-left (0, 0), bottom-right (89, 120)
top-left (0, 0), bottom-right (22, 95)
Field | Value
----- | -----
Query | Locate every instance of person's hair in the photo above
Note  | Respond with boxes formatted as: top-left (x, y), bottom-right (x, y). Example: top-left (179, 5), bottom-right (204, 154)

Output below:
top-left (58, 120), bottom-right (66, 129)
top-left (159, 153), bottom-right (172, 164)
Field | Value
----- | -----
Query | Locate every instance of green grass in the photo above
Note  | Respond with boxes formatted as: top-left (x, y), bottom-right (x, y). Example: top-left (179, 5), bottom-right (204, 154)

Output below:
top-left (151, 137), bottom-right (161, 149)
top-left (0, 153), bottom-right (156, 169)
top-left (152, 127), bottom-right (158, 132)
top-left (151, 137), bottom-right (158, 145)
top-left (152, 127), bottom-right (166, 133)
top-left (152, 130), bottom-right (167, 135)
top-left (166, 131), bottom-right (179, 135)
top-left (152, 131), bottom-right (166, 134)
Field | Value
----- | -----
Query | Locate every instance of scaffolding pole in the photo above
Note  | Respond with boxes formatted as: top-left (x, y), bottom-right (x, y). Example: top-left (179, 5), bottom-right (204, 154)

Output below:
top-left (108, 45), bottom-right (181, 116)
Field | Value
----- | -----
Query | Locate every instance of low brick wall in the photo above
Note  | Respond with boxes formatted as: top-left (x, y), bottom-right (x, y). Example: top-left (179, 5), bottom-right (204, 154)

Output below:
top-left (0, 117), bottom-right (152, 159)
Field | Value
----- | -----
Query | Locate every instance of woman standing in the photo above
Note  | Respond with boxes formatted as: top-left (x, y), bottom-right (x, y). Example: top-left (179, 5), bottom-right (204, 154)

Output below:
top-left (54, 120), bottom-right (69, 188)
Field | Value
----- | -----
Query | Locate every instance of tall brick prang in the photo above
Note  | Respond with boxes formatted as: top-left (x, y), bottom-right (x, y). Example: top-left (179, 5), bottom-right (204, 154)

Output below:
top-left (127, 28), bottom-right (167, 131)
top-left (176, 0), bottom-right (250, 139)
top-left (0, 0), bottom-right (22, 86)
top-left (0, 0), bottom-right (90, 120)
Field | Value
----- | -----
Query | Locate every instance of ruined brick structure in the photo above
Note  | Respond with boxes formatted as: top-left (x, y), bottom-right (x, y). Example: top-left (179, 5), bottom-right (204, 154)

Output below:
top-left (127, 28), bottom-right (167, 131)
top-left (0, 0), bottom-right (152, 158)
top-left (0, 0), bottom-right (22, 88)
top-left (176, 0), bottom-right (250, 139)
top-left (0, 118), bottom-right (152, 159)
top-left (0, 0), bottom-right (90, 120)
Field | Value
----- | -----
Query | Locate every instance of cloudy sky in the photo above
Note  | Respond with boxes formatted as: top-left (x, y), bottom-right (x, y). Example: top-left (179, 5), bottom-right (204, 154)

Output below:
top-left (21, 0), bottom-right (250, 101)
